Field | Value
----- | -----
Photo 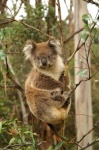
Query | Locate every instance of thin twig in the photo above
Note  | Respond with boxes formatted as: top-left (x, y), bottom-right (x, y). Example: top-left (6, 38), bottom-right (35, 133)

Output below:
top-left (5, 57), bottom-right (24, 93)
top-left (67, 13), bottom-right (98, 64)
top-left (76, 114), bottom-right (93, 118)
top-left (57, 0), bottom-right (63, 46)
top-left (2, 141), bottom-right (46, 150)
top-left (83, 0), bottom-right (99, 6)
top-left (69, 71), bottom-right (98, 98)
top-left (0, 85), bottom-right (20, 89)
top-left (77, 121), bottom-right (99, 143)
top-left (14, 1), bottom-right (23, 18)
top-left (0, 19), bottom-right (15, 25)
top-left (63, 27), bottom-right (84, 44)
top-left (0, 2), bottom-right (13, 17)
top-left (64, 0), bottom-right (69, 14)
top-left (79, 138), bottom-right (99, 150)
top-left (0, 19), bottom-right (51, 39)
top-left (67, 39), bottom-right (81, 63)
top-left (15, 20), bottom-right (51, 38)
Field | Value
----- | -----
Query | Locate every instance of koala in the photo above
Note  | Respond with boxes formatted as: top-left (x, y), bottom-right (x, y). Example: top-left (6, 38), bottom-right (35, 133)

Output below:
top-left (23, 38), bottom-right (71, 125)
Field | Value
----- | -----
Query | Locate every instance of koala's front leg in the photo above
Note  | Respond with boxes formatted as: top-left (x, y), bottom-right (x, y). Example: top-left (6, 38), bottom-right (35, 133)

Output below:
top-left (50, 89), bottom-right (70, 108)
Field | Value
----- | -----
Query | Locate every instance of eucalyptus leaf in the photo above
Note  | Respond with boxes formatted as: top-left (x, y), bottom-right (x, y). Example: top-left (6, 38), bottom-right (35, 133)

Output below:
top-left (54, 141), bottom-right (64, 150)
top-left (93, 18), bottom-right (99, 23)
top-left (82, 14), bottom-right (91, 26)
top-left (82, 14), bottom-right (91, 21)
top-left (76, 69), bottom-right (87, 77)
top-left (9, 138), bottom-right (15, 145)
top-left (47, 146), bottom-right (53, 150)
top-left (0, 49), bottom-right (6, 61)
top-left (92, 28), bottom-right (97, 35)
top-left (0, 121), bottom-right (2, 133)
top-left (80, 33), bottom-right (88, 42)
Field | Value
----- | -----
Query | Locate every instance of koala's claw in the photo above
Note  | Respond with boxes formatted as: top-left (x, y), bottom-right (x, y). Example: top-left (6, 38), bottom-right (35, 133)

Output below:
top-left (62, 91), bottom-right (71, 100)
top-left (63, 91), bottom-right (70, 96)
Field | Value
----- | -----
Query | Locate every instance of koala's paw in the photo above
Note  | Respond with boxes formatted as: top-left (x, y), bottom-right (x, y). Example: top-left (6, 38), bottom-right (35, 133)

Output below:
top-left (51, 89), bottom-right (61, 101)
top-left (62, 91), bottom-right (71, 100)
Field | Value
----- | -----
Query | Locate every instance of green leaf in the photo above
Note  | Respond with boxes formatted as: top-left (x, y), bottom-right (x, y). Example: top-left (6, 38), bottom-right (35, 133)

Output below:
top-left (80, 33), bottom-right (88, 42)
top-left (54, 142), bottom-right (64, 150)
top-left (0, 29), bottom-right (4, 40)
top-left (0, 121), bottom-right (2, 133)
top-left (82, 14), bottom-right (91, 25)
top-left (24, 131), bottom-right (30, 134)
top-left (82, 14), bottom-right (91, 21)
top-left (76, 69), bottom-right (87, 77)
top-left (0, 49), bottom-right (6, 61)
top-left (92, 28), bottom-right (97, 35)
top-left (47, 146), bottom-right (53, 150)
top-left (83, 19), bottom-right (88, 25)
top-left (9, 138), bottom-right (15, 145)
top-left (30, 132), bottom-right (36, 149)
top-left (93, 18), bottom-right (99, 23)
top-left (82, 14), bottom-right (90, 19)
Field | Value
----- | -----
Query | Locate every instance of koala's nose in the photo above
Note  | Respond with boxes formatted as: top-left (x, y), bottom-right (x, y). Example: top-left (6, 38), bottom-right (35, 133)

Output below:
top-left (41, 58), bottom-right (47, 66)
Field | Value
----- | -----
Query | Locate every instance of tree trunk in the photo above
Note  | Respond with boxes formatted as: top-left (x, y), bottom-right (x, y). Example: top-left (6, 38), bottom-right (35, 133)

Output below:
top-left (74, 1), bottom-right (93, 149)
top-left (0, 0), bottom-right (7, 14)
top-left (46, 0), bottom-right (56, 35)
top-left (7, 56), bottom-right (28, 125)
top-left (35, 0), bottom-right (41, 5)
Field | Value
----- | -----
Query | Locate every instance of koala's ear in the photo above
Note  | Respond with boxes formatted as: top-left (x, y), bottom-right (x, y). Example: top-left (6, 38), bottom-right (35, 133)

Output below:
top-left (23, 40), bottom-right (37, 60)
top-left (47, 38), bottom-right (62, 55)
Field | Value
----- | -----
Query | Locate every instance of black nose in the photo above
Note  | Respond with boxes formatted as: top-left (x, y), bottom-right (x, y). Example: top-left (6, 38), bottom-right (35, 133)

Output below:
top-left (41, 58), bottom-right (47, 66)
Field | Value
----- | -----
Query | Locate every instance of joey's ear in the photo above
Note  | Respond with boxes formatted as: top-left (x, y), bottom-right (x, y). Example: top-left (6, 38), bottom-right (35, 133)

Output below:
top-left (23, 40), bottom-right (37, 60)
top-left (47, 38), bottom-right (62, 55)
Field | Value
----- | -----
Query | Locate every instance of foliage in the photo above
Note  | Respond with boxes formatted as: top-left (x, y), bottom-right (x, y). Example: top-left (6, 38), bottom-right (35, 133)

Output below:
top-left (0, 118), bottom-right (37, 149)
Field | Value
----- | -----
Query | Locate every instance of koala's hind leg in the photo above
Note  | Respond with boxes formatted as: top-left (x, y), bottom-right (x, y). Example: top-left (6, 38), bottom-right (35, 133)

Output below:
top-left (51, 89), bottom-right (71, 137)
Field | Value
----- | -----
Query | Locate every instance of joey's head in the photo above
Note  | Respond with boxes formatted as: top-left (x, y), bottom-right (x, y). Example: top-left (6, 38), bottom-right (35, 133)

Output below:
top-left (23, 38), bottom-right (63, 69)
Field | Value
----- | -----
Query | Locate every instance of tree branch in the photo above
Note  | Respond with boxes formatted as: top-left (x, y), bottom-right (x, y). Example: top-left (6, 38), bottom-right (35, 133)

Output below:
top-left (57, 0), bottom-right (63, 46)
top-left (5, 56), bottom-right (28, 124)
top-left (0, 19), bottom-right (51, 39)
top-left (63, 27), bottom-right (84, 44)
top-left (15, 20), bottom-right (52, 38)
top-left (80, 138), bottom-right (99, 150)
top-left (67, 13), bottom-right (98, 64)
top-left (77, 121), bottom-right (99, 143)
top-left (83, 0), bottom-right (99, 6)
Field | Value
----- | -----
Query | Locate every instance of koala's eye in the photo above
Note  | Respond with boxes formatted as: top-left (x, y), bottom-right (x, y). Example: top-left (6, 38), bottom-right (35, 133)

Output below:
top-left (37, 56), bottom-right (40, 60)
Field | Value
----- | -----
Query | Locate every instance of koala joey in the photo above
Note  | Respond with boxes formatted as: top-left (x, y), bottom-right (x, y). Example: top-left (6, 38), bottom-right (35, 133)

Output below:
top-left (23, 38), bottom-right (71, 125)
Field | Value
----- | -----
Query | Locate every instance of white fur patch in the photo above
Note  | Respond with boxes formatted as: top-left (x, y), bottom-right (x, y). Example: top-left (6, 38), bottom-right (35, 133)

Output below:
top-left (23, 44), bottom-right (33, 60)
top-left (37, 55), bottom-right (64, 81)
top-left (54, 40), bottom-right (62, 56)
top-left (48, 39), bottom-right (62, 56)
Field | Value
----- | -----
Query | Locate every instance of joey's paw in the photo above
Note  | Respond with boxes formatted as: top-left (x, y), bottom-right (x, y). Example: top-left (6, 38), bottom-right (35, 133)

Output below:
top-left (51, 89), bottom-right (61, 101)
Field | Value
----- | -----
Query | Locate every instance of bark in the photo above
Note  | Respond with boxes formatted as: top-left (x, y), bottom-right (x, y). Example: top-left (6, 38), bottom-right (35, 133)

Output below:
top-left (7, 56), bottom-right (28, 125)
top-left (35, 0), bottom-right (41, 6)
top-left (21, 0), bottom-right (30, 5)
top-left (0, 0), bottom-right (7, 14)
top-left (74, 0), bottom-right (93, 150)
top-left (46, 0), bottom-right (56, 35)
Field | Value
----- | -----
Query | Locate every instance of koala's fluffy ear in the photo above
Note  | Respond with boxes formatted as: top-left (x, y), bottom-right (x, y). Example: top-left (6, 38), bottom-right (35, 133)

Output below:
top-left (48, 38), bottom-right (62, 55)
top-left (23, 40), bottom-right (37, 60)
